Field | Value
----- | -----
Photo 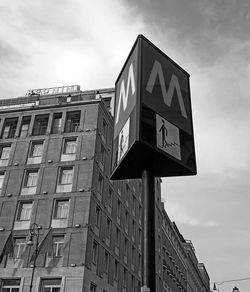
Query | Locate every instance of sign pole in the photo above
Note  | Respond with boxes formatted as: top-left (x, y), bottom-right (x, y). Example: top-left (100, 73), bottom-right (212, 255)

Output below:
top-left (141, 169), bottom-right (156, 292)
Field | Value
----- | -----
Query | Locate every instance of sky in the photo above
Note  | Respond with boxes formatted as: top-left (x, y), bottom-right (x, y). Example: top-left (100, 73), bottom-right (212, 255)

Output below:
top-left (0, 0), bottom-right (250, 290)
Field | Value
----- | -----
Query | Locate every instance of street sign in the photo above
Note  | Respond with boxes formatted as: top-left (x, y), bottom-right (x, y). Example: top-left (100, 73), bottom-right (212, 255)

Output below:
top-left (156, 114), bottom-right (181, 161)
top-left (111, 35), bottom-right (196, 180)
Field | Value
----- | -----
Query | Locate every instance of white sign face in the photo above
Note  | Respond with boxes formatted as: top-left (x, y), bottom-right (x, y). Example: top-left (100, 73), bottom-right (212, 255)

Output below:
top-left (117, 117), bottom-right (130, 162)
top-left (156, 114), bottom-right (181, 160)
top-left (114, 40), bottom-right (138, 139)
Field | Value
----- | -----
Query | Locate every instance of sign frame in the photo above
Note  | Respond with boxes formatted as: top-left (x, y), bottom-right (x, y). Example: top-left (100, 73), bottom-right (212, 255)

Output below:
top-left (111, 35), bottom-right (196, 180)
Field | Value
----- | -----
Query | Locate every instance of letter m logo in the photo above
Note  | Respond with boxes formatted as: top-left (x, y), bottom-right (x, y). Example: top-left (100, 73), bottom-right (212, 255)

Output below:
top-left (115, 63), bottom-right (136, 125)
top-left (146, 60), bottom-right (188, 118)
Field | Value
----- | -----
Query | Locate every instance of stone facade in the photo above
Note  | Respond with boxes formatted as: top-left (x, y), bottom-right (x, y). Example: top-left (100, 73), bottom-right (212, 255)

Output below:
top-left (0, 86), bottom-right (210, 292)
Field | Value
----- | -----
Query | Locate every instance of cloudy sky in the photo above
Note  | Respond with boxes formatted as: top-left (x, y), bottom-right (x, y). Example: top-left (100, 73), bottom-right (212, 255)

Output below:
top-left (1, 0), bottom-right (250, 290)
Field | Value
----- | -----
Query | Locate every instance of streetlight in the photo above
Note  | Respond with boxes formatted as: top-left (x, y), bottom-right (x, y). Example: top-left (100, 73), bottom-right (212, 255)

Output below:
top-left (27, 223), bottom-right (41, 292)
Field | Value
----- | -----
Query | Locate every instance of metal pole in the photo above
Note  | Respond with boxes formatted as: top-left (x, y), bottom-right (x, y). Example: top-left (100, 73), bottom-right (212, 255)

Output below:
top-left (29, 242), bottom-right (38, 292)
top-left (29, 223), bottom-right (40, 292)
top-left (141, 169), bottom-right (156, 292)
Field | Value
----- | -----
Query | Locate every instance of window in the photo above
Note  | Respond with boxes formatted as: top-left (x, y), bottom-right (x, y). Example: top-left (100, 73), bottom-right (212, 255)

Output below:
top-left (21, 169), bottom-right (39, 195)
top-left (95, 205), bottom-right (101, 228)
top-left (57, 167), bottom-right (73, 193)
top-left (17, 202), bottom-right (33, 221)
top-left (59, 167), bottom-right (73, 185)
top-left (125, 184), bottom-right (129, 206)
top-left (13, 238), bottom-right (26, 259)
top-left (14, 202), bottom-right (33, 230)
top-left (131, 276), bottom-right (135, 292)
top-left (65, 111), bottom-right (80, 133)
top-left (27, 141), bottom-right (43, 164)
top-left (138, 182), bottom-right (142, 202)
top-left (51, 200), bottom-right (69, 229)
top-left (132, 220), bottom-right (136, 240)
top-left (117, 199), bottom-right (121, 221)
top-left (132, 246), bottom-right (136, 268)
top-left (123, 268), bottom-right (127, 288)
top-left (97, 174), bottom-right (103, 194)
top-left (61, 138), bottom-right (77, 161)
top-left (115, 228), bottom-right (120, 248)
top-left (40, 278), bottom-right (61, 292)
top-left (25, 170), bottom-right (38, 187)
top-left (114, 260), bottom-right (119, 281)
top-left (51, 113), bottom-right (62, 134)
top-left (32, 114), bottom-right (49, 136)
top-left (1, 279), bottom-right (21, 292)
top-left (30, 142), bottom-right (43, 157)
top-left (107, 187), bottom-right (113, 208)
top-left (19, 116), bottom-right (31, 137)
top-left (125, 210), bottom-right (129, 232)
top-left (138, 254), bottom-right (142, 274)
top-left (90, 283), bottom-right (97, 292)
top-left (101, 119), bottom-right (108, 142)
top-left (2, 118), bottom-right (18, 139)
top-left (132, 195), bottom-right (136, 215)
top-left (106, 217), bottom-right (111, 240)
top-left (63, 138), bottom-right (77, 154)
top-left (53, 200), bottom-right (69, 219)
top-left (100, 144), bottom-right (105, 166)
top-left (139, 205), bottom-right (142, 225)
top-left (0, 172), bottom-right (5, 191)
top-left (92, 241), bottom-right (98, 264)
top-left (104, 251), bottom-right (109, 274)
top-left (52, 236), bottom-right (64, 257)
top-left (124, 238), bottom-right (128, 260)
top-left (139, 228), bottom-right (142, 249)
top-left (0, 144), bottom-right (11, 166)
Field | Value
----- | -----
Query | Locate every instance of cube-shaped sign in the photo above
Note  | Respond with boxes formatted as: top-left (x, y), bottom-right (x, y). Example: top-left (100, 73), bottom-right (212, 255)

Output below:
top-left (111, 35), bottom-right (196, 180)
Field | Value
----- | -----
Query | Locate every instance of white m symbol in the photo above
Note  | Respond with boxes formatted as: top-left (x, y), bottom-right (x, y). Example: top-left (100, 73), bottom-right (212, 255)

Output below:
top-left (115, 63), bottom-right (136, 125)
top-left (146, 60), bottom-right (188, 118)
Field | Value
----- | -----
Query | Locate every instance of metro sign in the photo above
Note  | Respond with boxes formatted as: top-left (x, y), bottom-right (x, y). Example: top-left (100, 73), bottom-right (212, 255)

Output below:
top-left (111, 35), bottom-right (196, 180)
top-left (114, 63), bottom-right (136, 136)
top-left (114, 42), bottom-right (138, 140)
top-left (146, 60), bottom-right (187, 119)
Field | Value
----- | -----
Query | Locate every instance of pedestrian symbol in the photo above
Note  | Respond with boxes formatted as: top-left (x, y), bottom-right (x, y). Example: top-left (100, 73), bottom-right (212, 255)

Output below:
top-left (159, 120), bottom-right (168, 148)
top-left (118, 117), bottom-right (130, 162)
top-left (156, 114), bottom-right (181, 160)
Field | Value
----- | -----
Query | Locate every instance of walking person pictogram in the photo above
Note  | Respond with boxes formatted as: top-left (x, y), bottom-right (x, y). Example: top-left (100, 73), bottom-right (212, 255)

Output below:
top-left (159, 119), bottom-right (168, 147)
top-left (119, 129), bottom-right (124, 158)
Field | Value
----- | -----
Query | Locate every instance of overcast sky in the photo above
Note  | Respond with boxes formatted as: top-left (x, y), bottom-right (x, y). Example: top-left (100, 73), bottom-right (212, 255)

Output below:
top-left (1, 0), bottom-right (250, 290)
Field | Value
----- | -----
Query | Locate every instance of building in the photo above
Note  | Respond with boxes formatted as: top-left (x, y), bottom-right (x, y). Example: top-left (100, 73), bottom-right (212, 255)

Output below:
top-left (157, 202), bottom-right (211, 292)
top-left (0, 85), bottom-right (210, 292)
top-left (0, 86), bottom-right (144, 292)
top-left (156, 200), bottom-right (188, 292)
top-left (184, 240), bottom-right (210, 292)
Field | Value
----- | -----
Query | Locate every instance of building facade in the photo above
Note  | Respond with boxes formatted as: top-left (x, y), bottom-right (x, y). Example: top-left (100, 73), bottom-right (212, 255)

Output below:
top-left (0, 86), bottom-right (210, 292)
top-left (184, 241), bottom-right (210, 292)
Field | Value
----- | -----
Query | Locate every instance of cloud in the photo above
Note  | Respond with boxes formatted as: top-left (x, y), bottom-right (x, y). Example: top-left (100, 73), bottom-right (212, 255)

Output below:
top-left (0, 41), bottom-right (22, 65)
top-left (0, 0), bottom-right (250, 287)
top-left (165, 201), bottom-right (219, 228)
top-left (120, 0), bottom-right (250, 65)
top-left (0, 0), bottom-right (145, 98)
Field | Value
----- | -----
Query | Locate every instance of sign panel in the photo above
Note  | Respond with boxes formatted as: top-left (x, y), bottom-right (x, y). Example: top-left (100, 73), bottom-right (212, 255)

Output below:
top-left (114, 43), bottom-right (138, 139)
top-left (117, 117), bottom-right (130, 162)
top-left (156, 114), bottom-right (181, 160)
top-left (111, 35), bottom-right (196, 180)
top-left (141, 42), bottom-right (192, 134)
top-left (111, 41), bottom-right (140, 178)
top-left (26, 85), bottom-right (80, 96)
